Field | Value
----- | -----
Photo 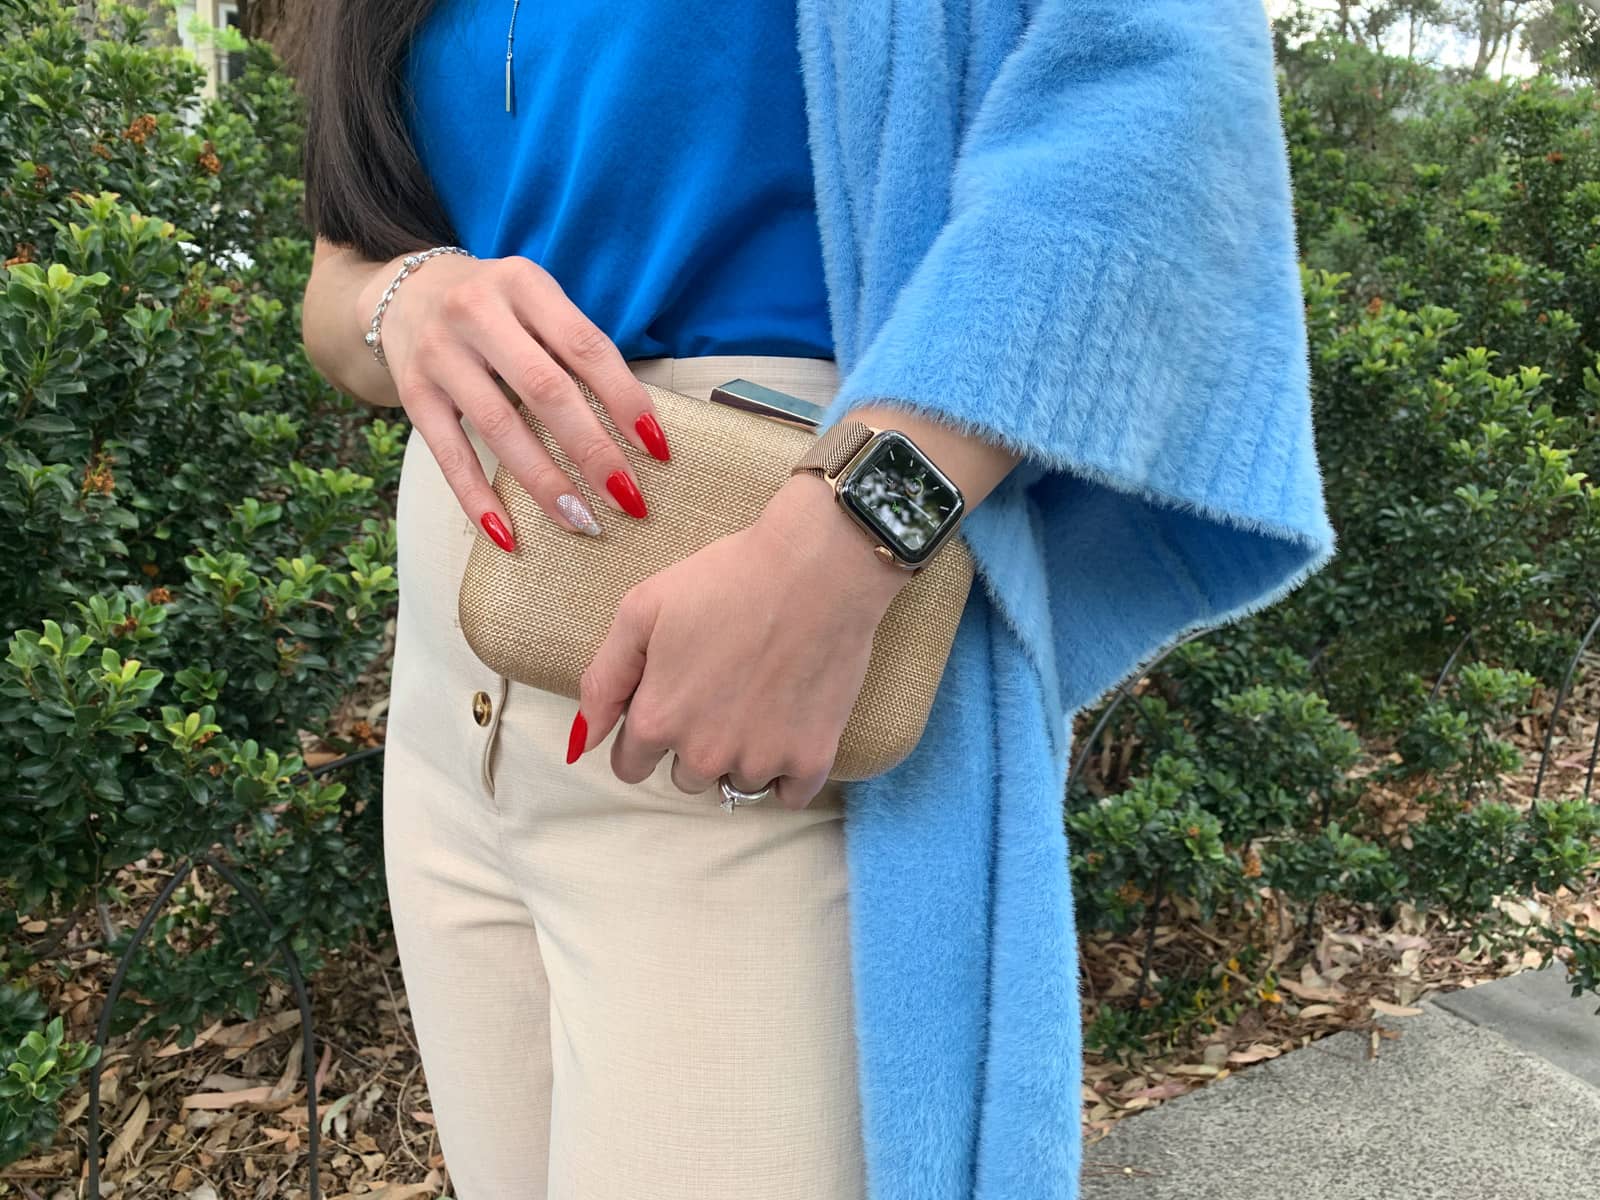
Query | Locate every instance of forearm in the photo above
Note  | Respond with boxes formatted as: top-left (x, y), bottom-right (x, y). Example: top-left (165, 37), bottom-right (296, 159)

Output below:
top-left (839, 403), bottom-right (1022, 510)
top-left (761, 404), bottom-right (1021, 603)
top-left (301, 237), bottom-right (416, 407)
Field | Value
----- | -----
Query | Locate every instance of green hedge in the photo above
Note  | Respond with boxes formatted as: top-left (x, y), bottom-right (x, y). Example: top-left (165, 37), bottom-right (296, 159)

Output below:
top-left (0, 2), bottom-right (397, 1159)
top-left (1070, 34), bottom-right (1600, 1057)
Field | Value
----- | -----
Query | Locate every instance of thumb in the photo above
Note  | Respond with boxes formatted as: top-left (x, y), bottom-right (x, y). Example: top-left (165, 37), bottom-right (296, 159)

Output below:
top-left (571, 587), bottom-right (656, 760)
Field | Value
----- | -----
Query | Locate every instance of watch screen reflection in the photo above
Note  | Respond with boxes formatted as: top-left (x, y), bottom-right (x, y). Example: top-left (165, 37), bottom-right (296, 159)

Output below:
top-left (842, 438), bottom-right (959, 554)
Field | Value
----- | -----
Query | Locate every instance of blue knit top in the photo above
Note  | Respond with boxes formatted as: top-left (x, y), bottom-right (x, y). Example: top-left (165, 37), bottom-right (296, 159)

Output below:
top-left (401, 0), bottom-right (834, 361)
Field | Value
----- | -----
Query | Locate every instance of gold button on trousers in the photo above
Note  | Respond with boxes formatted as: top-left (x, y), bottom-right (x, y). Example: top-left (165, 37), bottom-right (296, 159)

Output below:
top-left (470, 689), bottom-right (493, 726)
top-left (382, 354), bottom-right (865, 1200)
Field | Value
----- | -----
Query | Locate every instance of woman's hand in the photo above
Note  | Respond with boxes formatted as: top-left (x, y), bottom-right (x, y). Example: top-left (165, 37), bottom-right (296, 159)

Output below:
top-left (570, 475), bottom-right (912, 810)
top-left (357, 252), bottom-right (673, 549)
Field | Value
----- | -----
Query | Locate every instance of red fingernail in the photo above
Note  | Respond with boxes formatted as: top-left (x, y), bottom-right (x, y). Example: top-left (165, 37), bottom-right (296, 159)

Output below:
top-left (636, 412), bottom-right (671, 462)
top-left (566, 709), bottom-right (587, 764)
top-left (606, 470), bottom-right (648, 519)
top-left (480, 511), bottom-right (516, 553)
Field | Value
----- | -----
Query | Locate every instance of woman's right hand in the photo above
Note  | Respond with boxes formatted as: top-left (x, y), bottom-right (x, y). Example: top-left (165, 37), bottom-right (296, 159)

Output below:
top-left (358, 252), bottom-right (671, 551)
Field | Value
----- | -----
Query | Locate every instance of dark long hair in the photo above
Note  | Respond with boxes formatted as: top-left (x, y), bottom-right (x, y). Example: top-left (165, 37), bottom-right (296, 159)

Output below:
top-left (301, 0), bottom-right (457, 262)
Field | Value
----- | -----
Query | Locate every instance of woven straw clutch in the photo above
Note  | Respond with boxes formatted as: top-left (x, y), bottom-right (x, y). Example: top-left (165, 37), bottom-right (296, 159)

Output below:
top-left (456, 370), bottom-right (975, 781)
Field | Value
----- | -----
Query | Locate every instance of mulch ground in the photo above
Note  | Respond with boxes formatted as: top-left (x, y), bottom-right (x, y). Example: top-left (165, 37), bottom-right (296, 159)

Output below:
top-left (1078, 663), bottom-right (1600, 1143)
top-left (3, 666), bottom-right (1596, 1199)
top-left (3, 931), bottom-right (440, 1200)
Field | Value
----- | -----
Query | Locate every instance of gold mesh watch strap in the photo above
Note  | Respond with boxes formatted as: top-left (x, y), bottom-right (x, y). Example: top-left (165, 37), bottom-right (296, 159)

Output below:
top-left (792, 419), bottom-right (877, 480)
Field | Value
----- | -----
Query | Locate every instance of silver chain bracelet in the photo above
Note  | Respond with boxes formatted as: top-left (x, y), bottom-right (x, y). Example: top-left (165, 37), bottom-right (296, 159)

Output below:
top-left (364, 245), bottom-right (475, 370)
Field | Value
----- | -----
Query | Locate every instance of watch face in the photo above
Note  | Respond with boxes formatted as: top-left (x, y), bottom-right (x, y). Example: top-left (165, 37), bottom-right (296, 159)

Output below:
top-left (838, 431), bottom-right (964, 565)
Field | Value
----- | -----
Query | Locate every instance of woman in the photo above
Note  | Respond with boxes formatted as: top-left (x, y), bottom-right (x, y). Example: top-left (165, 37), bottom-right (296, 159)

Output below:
top-left (300, 2), bottom-right (1337, 1198)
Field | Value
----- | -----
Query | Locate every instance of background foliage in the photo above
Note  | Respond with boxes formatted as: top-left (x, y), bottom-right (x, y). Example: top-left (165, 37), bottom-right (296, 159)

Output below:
top-left (1070, 22), bottom-right (1600, 1057)
top-left (0, 0), bottom-right (1598, 1169)
top-left (0, 1), bottom-right (398, 1160)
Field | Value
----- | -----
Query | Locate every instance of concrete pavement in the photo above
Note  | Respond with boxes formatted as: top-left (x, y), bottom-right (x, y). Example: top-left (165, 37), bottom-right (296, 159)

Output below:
top-left (1080, 966), bottom-right (1600, 1199)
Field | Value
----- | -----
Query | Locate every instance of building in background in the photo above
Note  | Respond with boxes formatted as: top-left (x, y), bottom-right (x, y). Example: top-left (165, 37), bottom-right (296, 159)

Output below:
top-left (173, 1), bottom-right (246, 99)
top-left (79, 0), bottom-right (248, 98)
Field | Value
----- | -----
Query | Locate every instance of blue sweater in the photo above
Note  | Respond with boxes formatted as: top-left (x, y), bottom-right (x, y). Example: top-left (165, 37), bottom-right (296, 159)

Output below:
top-left (402, 0), bottom-right (834, 360)
top-left (419, 1), bottom-right (1340, 1197)
top-left (795, 1), bottom-right (1337, 1197)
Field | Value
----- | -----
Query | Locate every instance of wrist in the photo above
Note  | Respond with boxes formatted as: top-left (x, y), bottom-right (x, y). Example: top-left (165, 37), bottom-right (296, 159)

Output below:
top-left (355, 247), bottom-right (475, 370)
top-left (757, 474), bottom-right (912, 608)
top-left (353, 251), bottom-right (409, 336)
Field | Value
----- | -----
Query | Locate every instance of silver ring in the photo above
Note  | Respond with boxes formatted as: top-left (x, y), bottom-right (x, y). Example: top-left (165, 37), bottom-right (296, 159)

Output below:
top-left (718, 775), bottom-right (775, 813)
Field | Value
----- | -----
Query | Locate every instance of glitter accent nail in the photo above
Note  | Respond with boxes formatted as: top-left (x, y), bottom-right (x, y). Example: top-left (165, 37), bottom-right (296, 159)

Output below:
top-left (556, 492), bottom-right (602, 536)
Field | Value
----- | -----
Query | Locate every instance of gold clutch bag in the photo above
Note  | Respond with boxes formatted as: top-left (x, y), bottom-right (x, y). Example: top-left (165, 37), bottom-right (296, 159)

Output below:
top-left (456, 370), bottom-right (975, 781)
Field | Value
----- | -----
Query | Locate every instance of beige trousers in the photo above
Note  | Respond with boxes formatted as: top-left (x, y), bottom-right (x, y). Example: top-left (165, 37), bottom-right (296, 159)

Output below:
top-left (381, 354), bottom-right (866, 1200)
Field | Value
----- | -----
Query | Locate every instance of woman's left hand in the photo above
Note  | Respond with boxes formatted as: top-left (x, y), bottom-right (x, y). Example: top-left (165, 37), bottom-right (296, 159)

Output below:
top-left (569, 475), bottom-right (910, 809)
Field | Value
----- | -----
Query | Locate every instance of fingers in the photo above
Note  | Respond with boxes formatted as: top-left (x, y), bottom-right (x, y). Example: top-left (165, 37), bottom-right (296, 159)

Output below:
top-left (391, 254), bottom-right (673, 544)
top-left (773, 763), bottom-right (833, 812)
top-left (401, 373), bottom-right (517, 550)
top-left (569, 580), bottom-right (838, 811)
top-left (666, 744), bottom-right (832, 813)
top-left (669, 752), bottom-right (718, 796)
top-left (471, 303), bottom-right (652, 520)
top-left (609, 697), bottom-right (671, 785)
top-left (576, 587), bottom-right (656, 771)
top-left (501, 260), bottom-right (670, 464)
top-left (430, 345), bottom-right (613, 539)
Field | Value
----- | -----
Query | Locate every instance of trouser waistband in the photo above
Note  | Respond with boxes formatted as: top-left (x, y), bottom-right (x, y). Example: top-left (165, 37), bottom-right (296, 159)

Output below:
top-left (622, 353), bottom-right (842, 408)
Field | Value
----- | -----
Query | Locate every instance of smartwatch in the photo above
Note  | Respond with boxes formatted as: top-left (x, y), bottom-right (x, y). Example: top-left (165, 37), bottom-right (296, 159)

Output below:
top-left (790, 419), bottom-right (966, 572)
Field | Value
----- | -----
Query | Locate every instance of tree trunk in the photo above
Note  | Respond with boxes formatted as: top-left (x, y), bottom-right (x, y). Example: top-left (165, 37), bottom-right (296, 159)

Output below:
top-left (1336, 0), bottom-right (1356, 41)
top-left (1473, 1), bottom-right (1501, 74)
top-left (237, 0), bottom-right (315, 81)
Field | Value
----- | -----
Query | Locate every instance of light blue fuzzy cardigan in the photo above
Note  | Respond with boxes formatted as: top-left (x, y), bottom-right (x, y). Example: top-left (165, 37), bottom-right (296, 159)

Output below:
top-left (793, 1), bottom-right (1338, 1196)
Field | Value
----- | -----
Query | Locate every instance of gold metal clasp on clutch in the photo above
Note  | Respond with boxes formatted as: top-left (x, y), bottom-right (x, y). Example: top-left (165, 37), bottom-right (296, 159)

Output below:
top-left (707, 378), bottom-right (824, 430)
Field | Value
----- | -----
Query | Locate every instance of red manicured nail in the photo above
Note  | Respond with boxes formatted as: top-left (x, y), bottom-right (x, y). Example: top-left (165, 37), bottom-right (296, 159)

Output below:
top-left (606, 470), bottom-right (648, 519)
top-left (566, 709), bottom-right (587, 764)
top-left (635, 412), bottom-right (671, 462)
top-left (480, 511), bottom-right (516, 553)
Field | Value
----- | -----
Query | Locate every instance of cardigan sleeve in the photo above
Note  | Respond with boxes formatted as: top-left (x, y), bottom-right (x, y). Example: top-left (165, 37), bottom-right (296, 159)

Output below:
top-left (817, 0), bottom-right (1339, 715)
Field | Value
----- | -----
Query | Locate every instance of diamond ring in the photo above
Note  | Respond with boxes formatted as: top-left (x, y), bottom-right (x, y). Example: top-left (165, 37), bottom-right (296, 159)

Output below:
top-left (718, 775), bottom-right (775, 813)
